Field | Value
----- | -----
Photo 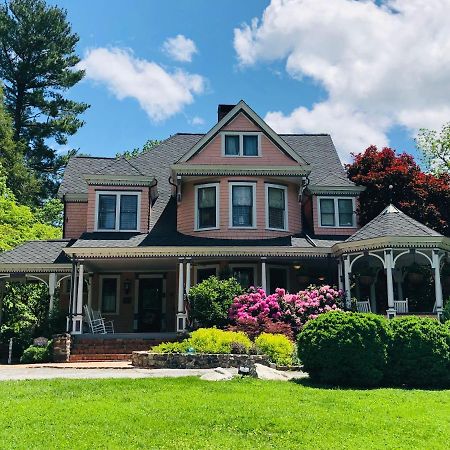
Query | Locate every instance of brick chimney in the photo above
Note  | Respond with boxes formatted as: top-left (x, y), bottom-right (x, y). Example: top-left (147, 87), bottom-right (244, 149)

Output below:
top-left (217, 104), bottom-right (235, 122)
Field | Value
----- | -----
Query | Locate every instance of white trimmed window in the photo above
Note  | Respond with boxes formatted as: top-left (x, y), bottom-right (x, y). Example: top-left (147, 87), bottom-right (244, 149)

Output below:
top-left (95, 191), bottom-right (141, 232)
top-left (229, 182), bottom-right (256, 228)
top-left (194, 265), bottom-right (219, 284)
top-left (318, 197), bottom-right (355, 227)
top-left (195, 183), bottom-right (219, 230)
top-left (222, 132), bottom-right (260, 157)
top-left (100, 275), bottom-right (120, 314)
top-left (265, 183), bottom-right (288, 230)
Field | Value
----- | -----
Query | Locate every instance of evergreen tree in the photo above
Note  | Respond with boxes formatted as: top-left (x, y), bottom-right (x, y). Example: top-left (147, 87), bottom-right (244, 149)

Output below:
top-left (0, 0), bottom-right (89, 203)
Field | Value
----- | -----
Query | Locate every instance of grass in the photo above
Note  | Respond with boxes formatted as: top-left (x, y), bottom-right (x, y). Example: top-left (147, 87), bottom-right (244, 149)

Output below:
top-left (0, 377), bottom-right (449, 449)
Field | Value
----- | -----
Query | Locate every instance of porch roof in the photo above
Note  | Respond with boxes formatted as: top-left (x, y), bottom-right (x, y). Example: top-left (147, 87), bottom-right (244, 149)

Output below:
top-left (0, 239), bottom-right (72, 273)
top-left (346, 205), bottom-right (443, 242)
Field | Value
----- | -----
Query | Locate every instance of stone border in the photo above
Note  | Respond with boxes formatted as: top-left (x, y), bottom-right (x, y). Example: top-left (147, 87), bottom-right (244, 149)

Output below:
top-left (132, 351), bottom-right (270, 372)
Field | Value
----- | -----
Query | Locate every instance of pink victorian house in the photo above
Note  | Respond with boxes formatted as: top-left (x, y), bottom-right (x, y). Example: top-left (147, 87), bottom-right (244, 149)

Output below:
top-left (0, 101), bottom-right (448, 357)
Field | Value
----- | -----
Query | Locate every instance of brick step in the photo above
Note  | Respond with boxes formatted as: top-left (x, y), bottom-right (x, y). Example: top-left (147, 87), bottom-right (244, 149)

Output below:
top-left (69, 353), bottom-right (131, 362)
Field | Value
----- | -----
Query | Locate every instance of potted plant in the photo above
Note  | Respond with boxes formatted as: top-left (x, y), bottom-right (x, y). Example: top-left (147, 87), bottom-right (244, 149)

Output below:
top-left (407, 263), bottom-right (426, 284)
top-left (355, 266), bottom-right (377, 286)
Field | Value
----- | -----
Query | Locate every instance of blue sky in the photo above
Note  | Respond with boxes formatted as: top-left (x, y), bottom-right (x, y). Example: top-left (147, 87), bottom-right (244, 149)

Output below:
top-left (50, 0), bottom-right (450, 163)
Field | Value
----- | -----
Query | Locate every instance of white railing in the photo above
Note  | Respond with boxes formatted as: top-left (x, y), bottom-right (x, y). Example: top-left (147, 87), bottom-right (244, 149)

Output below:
top-left (394, 299), bottom-right (409, 314)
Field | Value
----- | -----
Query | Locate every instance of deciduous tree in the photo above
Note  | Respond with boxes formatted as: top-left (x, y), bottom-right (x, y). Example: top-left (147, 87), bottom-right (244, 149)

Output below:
top-left (346, 146), bottom-right (450, 236)
top-left (416, 123), bottom-right (450, 175)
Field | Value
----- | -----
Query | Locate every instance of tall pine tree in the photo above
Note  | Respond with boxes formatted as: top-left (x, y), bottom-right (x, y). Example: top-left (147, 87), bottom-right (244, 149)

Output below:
top-left (0, 0), bottom-right (89, 204)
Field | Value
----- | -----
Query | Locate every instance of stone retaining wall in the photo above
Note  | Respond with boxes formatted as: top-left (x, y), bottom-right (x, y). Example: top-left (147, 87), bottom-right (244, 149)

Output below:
top-left (132, 351), bottom-right (270, 371)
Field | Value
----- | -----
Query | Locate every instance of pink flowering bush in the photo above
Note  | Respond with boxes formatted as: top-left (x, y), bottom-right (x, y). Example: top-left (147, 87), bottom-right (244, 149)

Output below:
top-left (228, 285), bottom-right (344, 337)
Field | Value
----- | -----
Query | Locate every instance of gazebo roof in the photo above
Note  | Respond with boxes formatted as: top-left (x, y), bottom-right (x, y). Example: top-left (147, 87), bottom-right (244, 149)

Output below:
top-left (346, 204), bottom-right (442, 243)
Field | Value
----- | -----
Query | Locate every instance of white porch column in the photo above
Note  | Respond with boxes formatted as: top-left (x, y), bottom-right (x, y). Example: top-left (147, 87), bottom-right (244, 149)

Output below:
top-left (176, 259), bottom-right (187, 332)
top-left (0, 279), bottom-right (5, 327)
top-left (185, 259), bottom-right (191, 294)
top-left (261, 257), bottom-right (267, 292)
top-left (343, 255), bottom-right (351, 308)
top-left (71, 261), bottom-right (84, 334)
top-left (48, 273), bottom-right (56, 314)
top-left (87, 275), bottom-right (93, 310)
top-left (385, 250), bottom-right (396, 319)
top-left (432, 249), bottom-right (444, 321)
top-left (67, 260), bottom-right (77, 333)
top-left (337, 259), bottom-right (344, 291)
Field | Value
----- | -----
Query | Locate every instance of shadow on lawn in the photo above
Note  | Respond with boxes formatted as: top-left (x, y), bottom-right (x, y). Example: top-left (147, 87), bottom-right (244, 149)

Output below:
top-left (289, 377), bottom-right (449, 391)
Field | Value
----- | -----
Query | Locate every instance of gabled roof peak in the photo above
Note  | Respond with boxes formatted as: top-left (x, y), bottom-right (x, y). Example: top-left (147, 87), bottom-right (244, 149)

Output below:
top-left (382, 204), bottom-right (401, 214)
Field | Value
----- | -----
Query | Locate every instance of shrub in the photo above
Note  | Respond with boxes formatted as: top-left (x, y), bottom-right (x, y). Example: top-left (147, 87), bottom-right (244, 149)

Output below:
top-left (20, 341), bottom-right (52, 364)
top-left (254, 333), bottom-right (295, 366)
top-left (151, 328), bottom-right (252, 354)
top-left (387, 316), bottom-right (450, 388)
top-left (228, 318), bottom-right (294, 340)
top-left (443, 297), bottom-right (450, 322)
top-left (298, 311), bottom-right (391, 387)
top-left (188, 277), bottom-right (244, 328)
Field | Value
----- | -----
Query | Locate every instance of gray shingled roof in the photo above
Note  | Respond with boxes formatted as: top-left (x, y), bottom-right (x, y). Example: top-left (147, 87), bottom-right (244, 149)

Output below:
top-left (346, 205), bottom-right (442, 242)
top-left (0, 240), bottom-right (71, 265)
top-left (58, 156), bottom-right (114, 196)
top-left (95, 157), bottom-right (146, 176)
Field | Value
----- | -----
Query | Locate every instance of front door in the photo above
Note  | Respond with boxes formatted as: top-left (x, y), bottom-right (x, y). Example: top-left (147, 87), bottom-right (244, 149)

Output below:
top-left (138, 277), bottom-right (163, 332)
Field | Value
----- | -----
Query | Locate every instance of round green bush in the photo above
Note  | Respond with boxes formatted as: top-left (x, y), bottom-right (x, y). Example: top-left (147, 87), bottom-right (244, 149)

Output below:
top-left (254, 333), bottom-right (295, 366)
top-left (387, 316), bottom-right (450, 388)
top-left (188, 277), bottom-right (244, 328)
top-left (20, 342), bottom-right (52, 364)
top-left (297, 311), bottom-right (391, 387)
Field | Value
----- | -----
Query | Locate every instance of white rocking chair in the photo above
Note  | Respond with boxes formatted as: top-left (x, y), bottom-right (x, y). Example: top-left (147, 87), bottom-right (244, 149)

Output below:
top-left (84, 305), bottom-right (115, 334)
top-left (394, 298), bottom-right (409, 314)
top-left (356, 299), bottom-right (372, 313)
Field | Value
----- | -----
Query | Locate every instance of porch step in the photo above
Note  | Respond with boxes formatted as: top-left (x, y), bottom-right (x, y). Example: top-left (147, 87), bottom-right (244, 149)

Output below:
top-left (69, 353), bottom-right (131, 362)
top-left (70, 338), bottom-right (173, 356)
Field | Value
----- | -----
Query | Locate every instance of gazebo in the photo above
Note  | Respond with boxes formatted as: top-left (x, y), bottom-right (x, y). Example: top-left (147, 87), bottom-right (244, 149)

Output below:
top-left (334, 205), bottom-right (449, 320)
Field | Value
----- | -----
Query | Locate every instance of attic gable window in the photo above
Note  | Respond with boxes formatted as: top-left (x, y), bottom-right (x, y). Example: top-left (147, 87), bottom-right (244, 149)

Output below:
top-left (223, 132), bottom-right (260, 157)
top-left (95, 191), bottom-right (141, 232)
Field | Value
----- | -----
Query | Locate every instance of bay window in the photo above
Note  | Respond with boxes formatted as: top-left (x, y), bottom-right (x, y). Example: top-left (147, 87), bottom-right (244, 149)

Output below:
top-left (223, 132), bottom-right (260, 156)
top-left (319, 197), bottom-right (355, 227)
top-left (96, 191), bottom-right (141, 231)
top-left (266, 184), bottom-right (288, 230)
top-left (230, 183), bottom-right (256, 228)
top-left (195, 183), bottom-right (219, 230)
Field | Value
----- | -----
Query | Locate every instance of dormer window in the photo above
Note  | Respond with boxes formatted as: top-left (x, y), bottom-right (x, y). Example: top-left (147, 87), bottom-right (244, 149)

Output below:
top-left (95, 191), bottom-right (141, 232)
top-left (318, 197), bottom-right (355, 228)
top-left (223, 132), bottom-right (260, 157)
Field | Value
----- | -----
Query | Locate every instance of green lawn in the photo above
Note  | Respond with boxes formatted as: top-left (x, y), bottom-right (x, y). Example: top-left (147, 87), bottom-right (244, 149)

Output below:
top-left (0, 378), bottom-right (449, 449)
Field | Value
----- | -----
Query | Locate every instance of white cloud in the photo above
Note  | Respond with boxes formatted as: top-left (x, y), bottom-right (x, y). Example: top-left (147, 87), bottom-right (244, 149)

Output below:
top-left (234, 0), bottom-right (450, 157)
top-left (79, 47), bottom-right (205, 121)
top-left (190, 116), bottom-right (205, 126)
top-left (162, 34), bottom-right (198, 62)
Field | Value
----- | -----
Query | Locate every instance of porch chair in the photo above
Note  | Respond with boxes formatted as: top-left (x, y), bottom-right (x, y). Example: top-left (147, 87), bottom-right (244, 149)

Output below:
top-left (356, 299), bottom-right (371, 313)
top-left (83, 305), bottom-right (115, 334)
top-left (394, 298), bottom-right (409, 314)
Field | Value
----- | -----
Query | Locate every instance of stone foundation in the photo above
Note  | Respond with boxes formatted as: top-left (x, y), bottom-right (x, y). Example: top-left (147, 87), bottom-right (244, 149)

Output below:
top-left (52, 333), bottom-right (71, 363)
top-left (132, 351), bottom-right (270, 372)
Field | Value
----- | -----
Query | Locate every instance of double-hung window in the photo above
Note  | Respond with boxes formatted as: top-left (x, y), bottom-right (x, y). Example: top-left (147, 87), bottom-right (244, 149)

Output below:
top-left (319, 197), bottom-right (355, 227)
top-left (96, 191), bottom-right (140, 231)
top-left (230, 183), bottom-right (256, 228)
top-left (266, 184), bottom-right (288, 230)
top-left (223, 133), bottom-right (260, 156)
top-left (195, 183), bottom-right (219, 230)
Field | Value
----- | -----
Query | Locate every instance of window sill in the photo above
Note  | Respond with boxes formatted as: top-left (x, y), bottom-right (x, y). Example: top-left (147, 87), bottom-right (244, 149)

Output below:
top-left (194, 227), bottom-right (219, 232)
top-left (266, 227), bottom-right (288, 232)
top-left (228, 226), bottom-right (257, 230)
top-left (95, 229), bottom-right (140, 233)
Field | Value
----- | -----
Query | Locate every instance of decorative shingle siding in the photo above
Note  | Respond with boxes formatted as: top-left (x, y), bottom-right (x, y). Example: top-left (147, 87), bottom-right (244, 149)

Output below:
top-left (177, 176), bottom-right (302, 239)
top-left (64, 202), bottom-right (88, 239)
top-left (187, 113), bottom-right (299, 166)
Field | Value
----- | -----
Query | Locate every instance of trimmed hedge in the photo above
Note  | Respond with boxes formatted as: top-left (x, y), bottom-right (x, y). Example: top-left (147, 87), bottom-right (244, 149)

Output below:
top-left (298, 311), bottom-right (391, 387)
top-left (20, 341), bottom-right (52, 364)
top-left (387, 316), bottom-right (450, 388)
